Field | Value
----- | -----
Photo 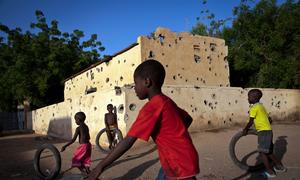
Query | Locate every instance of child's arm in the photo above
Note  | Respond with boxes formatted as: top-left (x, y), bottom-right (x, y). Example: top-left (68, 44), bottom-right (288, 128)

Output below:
top-left (242, 117), bottom-right (254, 136)
top-left (61, 127), bottom-right (79, 152)
top-left (87, 136), bottom-right (137, 180)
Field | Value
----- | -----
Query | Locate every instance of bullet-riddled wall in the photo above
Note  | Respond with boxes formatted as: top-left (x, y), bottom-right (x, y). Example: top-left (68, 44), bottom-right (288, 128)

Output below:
top-left (30, 27), bottom-right (300, 144)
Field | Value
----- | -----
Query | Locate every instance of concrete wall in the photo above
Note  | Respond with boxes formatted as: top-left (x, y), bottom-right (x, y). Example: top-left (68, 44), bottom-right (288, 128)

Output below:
top-left (124, 86), bottom-right (300, 132)
top-left (30, 27), bottom-right (300, 144)
top-left (139, 27), bottom-right (229, 87)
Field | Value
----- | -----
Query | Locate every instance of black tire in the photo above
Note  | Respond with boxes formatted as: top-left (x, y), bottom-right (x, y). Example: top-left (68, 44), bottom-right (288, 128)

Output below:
top-left (95, 128), bottom-right (123, 153)
top-left (229, 129), bottom-right (264, 171)
top-left (33, 143), bottom-right (61, 180)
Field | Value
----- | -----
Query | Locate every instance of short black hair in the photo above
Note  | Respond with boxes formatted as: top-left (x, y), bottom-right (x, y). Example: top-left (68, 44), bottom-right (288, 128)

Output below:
top-left (107, 104), bottom-right (113, 108)
top-left (75, 112), bottom-right (86, 122)
top-left (248, 89), bottom-right (263, 100)
top-left (134, 59), bottom-right (166, 88)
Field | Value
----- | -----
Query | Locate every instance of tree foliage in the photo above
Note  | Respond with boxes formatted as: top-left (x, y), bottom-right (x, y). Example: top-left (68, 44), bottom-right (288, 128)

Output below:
top-left (0, 10), bottom-right (105, 111)
top-left (193, 0), bottom-right (300, 88)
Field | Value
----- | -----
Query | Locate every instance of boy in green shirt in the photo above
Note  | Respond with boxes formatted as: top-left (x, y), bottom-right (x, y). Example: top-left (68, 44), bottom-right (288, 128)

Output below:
top-left (243, 89), bottom-right (286, 178)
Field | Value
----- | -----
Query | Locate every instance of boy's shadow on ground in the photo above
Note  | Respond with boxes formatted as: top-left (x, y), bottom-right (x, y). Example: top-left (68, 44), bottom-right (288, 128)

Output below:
top-left (233, 136), bottom-right (288, 180)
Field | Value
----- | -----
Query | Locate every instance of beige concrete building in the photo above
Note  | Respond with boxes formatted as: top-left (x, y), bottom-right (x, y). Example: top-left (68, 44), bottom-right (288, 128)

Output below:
top-left (30, 27), bottom-right (300, 144)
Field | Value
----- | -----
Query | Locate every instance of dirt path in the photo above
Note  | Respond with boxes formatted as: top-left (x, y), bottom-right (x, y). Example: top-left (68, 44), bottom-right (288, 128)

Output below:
top-left (0, 122), bottom-right (299, 180)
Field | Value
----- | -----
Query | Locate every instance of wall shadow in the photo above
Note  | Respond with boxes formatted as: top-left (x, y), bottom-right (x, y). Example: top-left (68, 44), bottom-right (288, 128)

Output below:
top-left (47, 116), bottom-right (73, 140)
top-left (233, 136), bottom-right (288, 180)
top-left (112, 158), bottom-right (159, 180)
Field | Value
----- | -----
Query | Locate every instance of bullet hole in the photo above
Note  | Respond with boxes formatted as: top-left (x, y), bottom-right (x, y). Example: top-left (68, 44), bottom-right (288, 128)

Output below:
top-left (194, 107), bottom-right (197, 111)
top-left (171, 90), bottom-right (174, 93)
top-left (175, 39), bottom-right (178, 44)
top-left (190, 105), bottom-right (193, 107)
top-left (194, 55), bottom-right (201, 63)
top-left (124, 59), bottom-right (126, 63)
top-left (210, 43), bottom-right (216, 52)
top-left (96, 68), bottom-right (100, 72)
top-left (158, 34), bottom-right (165, 44)
top-left (129, 103), bottom-right (136, 111)
top-left (235, 100), bottom-right (238, 104)
top-left (120, 76), bottom-right (123, 81)
top-left (179, 37), bottom-right (182, 40)
top-left (106, 78), bottom-right (109, 83)
top-left (94, 107), bottom-right (97, 111)
top-left (225, 65), bottom-right (228, 69)
top-left (114, 86), bottom-right (122, 95)
top-left (221, 52), bottom-right (223, 55)
top-left (208, 120), bottom-right (211, 125)
top-left (185, 79), bottom-right (188, 82)
top-left (192, 110), bottom-right (194, 113)
top-left (162, 53), bottom-right (165, 56)
top-left (173, 75), bottom-right (176, 80)
top-left (197, 77), bottom-right (199, 81)
top-left (215, 102), bottom-right (218, 105)
top-left (205, 49), bottom-right (207, 52)
top-left (224, 56), bottom-right (228, 62)
top-left (178, 73), bottom-right (181, 76)
top-left (208, 102), bottom-right (212, 107)
top-left (53, 113), bottom-right (55, 117)
top-left (194, 45), bottom-right (200, 51)
top-left (118, 60), bottom-right (120, 64)
top-left (86, 87), bottom-right (97, 94)
top-left (110, 83), bottom-right (112, 86)
top-left (132, 63), bottom-right (135, 67)
top-left (180, 76), bottom-right (183, 79)
top-left (169, 44), bottom-right (171, 47)
top-left (204, 41), bottom-right (206, 44)
top-left (166, 64), bottom-right (168, 68)
top-left (91, 73), bottom-right (94, 80)
top-left (284, 101), bottom-right (287, 104)
top-left (229, 118), bottom-right (232, 122)
top-left (211, 93), bottom-right (216, 99)
top-left (149, 51), bottom-right (154, 58)
top-left (118, 104), bottom-right (124, 113)
top-left (204, 100), bottom-right (207, 105)
top-left (214, 73), bottom-right (217, 76)
top-left (194, 86), bottom-right (200, 89)
top-left (101, 67), bottom-right (103, 72)
top-left (231, 113), bottom-right (234, 116)
top-left (86, 72), bottom-right (89, 77)
top-left (224, 121), bottom-right (226, 124)
top-left (228, 102), bottom-right (231, 105)
top-left (203, 80), bottom-right (206, 84)
top-left (209, 67), bottom-right (211, 71)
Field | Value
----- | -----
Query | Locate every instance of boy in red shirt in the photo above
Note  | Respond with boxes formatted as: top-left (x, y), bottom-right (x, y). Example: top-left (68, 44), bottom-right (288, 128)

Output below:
top-left (87, 59), bottom-right (199, 180)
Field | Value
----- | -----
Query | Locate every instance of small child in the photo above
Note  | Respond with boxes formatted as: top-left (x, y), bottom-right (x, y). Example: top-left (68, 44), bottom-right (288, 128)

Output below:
top-left (61, 111), bottom-right (91, 174)
top-left (87, 59), bottom-right (199, 180)
top-left (243, 89), bottom-right (287, 178)
top-left (104, 104), bottom-right (118, 149)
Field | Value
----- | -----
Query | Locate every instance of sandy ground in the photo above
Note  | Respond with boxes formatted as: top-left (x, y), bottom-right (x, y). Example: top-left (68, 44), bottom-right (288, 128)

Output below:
top-left (0, 121), bottom-right (300, 180)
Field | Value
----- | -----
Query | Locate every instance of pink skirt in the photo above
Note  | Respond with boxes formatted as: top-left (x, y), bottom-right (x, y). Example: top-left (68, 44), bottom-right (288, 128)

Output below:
top-left (72, 143), bottom-right (92, 168)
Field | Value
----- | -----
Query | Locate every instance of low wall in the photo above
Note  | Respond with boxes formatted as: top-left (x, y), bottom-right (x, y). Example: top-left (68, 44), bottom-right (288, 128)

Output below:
top-left (31, 86), bottom-right (300, 144)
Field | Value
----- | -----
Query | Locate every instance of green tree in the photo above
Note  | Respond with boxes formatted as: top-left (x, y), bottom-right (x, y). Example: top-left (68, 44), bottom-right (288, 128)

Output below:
top-left (0, 10), bottom-right (105, 111)
top-left (193, 0), bottom-right (300, 88)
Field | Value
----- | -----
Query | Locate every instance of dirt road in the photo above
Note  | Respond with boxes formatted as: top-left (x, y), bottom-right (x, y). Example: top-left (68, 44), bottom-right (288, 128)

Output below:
top-left (0, 122), bottom-right (299, 180)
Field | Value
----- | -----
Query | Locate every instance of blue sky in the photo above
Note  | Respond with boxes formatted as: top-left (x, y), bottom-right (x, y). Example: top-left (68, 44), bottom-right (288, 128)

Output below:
top-left (0, 0), bottom-right (242, 56)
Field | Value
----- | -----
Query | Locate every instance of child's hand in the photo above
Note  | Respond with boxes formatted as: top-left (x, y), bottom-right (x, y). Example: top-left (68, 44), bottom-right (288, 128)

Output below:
top-left (61, 146), bottom-right (66, 152)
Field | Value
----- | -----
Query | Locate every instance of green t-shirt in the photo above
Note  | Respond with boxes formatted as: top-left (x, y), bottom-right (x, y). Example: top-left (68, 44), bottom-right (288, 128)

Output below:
top-left (249, 103), bottom-right (272, 132)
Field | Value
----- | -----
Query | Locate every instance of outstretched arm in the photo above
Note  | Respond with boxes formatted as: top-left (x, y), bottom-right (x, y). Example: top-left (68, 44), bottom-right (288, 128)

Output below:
top-left (87, 136), bottom-right (137, 180)
top-left (114, 106), bottom-right (118, 128)
top-left (242, 117), bottom-right (254, 136)
top-left (61, 127), bottom-right (79, 152)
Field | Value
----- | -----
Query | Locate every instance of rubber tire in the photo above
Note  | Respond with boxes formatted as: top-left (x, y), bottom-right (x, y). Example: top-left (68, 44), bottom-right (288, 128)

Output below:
top-left (95, 128), bottom-right (123, 153)
top-left (33, 143), bottom-right (61, 180)
top-left (229, 129), bottom-right (264, 171)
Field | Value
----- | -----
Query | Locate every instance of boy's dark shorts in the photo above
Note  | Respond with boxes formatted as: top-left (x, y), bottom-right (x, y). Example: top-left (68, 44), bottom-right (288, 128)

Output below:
top-left (257, 130), bottom-right (273, 154)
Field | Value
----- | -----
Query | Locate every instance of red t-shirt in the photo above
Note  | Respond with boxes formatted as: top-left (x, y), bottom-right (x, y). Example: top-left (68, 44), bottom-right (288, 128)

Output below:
top-left (127, 94), bottom-right (200, 179)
